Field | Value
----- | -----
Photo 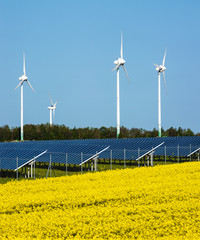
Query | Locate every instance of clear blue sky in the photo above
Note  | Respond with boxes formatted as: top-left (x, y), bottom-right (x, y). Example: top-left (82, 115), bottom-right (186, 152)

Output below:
top-left (0, 0), bottom-right (200, 133)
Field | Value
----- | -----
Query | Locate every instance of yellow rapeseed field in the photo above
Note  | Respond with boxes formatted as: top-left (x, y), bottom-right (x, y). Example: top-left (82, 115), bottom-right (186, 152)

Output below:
top-left (1, 162), bottom-right (200, 239)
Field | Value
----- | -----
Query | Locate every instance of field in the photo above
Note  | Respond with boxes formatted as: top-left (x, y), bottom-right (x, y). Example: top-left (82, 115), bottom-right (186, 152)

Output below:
top-left (0, 162), bottom-right (200, 239)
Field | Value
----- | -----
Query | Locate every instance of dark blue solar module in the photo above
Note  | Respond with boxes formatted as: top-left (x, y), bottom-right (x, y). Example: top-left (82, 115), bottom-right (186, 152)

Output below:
top-left (1, 136), bottom-right (200, 171)
top-left (0, 138), bottom-right (164, 162)
top-left (68, 137), bottom-right (200, 158)
top-left (65, 138), bottom-right (165, 160)
top-left (0, 141), bottom-right (110, 170)
top-left (154, 137), bottom-right (200, 157)
top-left (0, 148), bottom-right (47, 170)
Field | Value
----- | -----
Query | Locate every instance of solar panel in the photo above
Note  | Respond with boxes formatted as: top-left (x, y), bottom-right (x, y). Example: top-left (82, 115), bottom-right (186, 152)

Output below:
top-left (154, 137), bottom-right (200, 157)
top-left (0, 148), bottom-right (47, 170)
top-left (66, 138), bottom-right (165, 160)
top-left (68, 137), bottom-right (200, 158)
top-left (1, 136), bottom-right (200, 171)
top-left (0, 141), bottom-right (110, 170)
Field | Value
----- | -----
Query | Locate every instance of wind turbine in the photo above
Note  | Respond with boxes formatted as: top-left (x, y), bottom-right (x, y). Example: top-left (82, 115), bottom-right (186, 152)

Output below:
top-left (48, 94), bottom-right (58, 126)
top-left (154, 49), bottom-right (167, 137)
top-left (15, 53), bottom-right (35, 141)
top-left (112, 33), bottom-right (129, 138)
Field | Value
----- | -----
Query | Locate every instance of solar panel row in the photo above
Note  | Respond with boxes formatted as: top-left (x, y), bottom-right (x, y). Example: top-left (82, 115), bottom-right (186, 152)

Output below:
top-left (0, 136), bottom-right (200, 171)
top-left (0, 142), bottom-right (110, 170)
top-left (66, 137), bottom-right (200, 159)
top-left (0, 148), bottom-right (47, 170)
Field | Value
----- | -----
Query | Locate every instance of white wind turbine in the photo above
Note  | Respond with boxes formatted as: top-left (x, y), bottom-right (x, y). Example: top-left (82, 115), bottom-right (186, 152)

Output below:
top-left (112, 33), bottom-right (129, 138)
top-left (154, 49), bottom-right (167, 137)
top-left (48, 94), bottom-right (58, 126)
top-left (15, 53), bottom-right (35, 141)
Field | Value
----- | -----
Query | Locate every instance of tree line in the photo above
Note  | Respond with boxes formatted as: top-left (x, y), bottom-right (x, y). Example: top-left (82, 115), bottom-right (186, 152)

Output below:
top-left (0, 124), bottom-right (198, 142)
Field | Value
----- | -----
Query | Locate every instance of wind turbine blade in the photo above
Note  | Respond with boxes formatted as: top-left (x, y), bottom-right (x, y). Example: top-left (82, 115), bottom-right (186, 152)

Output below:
top-left (162, 49), bottom-right (167, 67)
top-left (15, 81), bottom-right (22, 90)
top-left (123, 65), bottom-right (130, 82)
top-left (112, 65), bottom-right (120, 71)
top-left (48, 93), bottom-right (53, 106)
top-left (162, 71), bottom-right (167, 95)
top-left (54, 100), bottom-right (58, 107)
top-left (23, 52), bottom-right (26, 76)
top-left (27, 80), bottom-right (36, 94)
top-left (121, 32), bottom-right (123, 59)
top-left (154, 63), bottom-right (160, 68)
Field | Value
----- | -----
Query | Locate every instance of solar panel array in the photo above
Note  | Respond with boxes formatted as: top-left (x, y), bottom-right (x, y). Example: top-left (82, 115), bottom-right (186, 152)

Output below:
top-left (0, 136), bottom-right (200, 171)
top-left (154, 137), bottom-right (200, 157)
top-left (0, 141), bottom-right (110, 170)
top-left (70, 138), bottom-right (165, 160)
top-left (0, 148), bottom-right (46, 170)
top-left (69, 137), bottom-right (200, 158)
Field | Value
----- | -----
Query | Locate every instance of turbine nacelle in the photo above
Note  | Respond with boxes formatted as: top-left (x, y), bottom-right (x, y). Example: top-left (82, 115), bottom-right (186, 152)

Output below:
top-left (114, 58), bottom-right (126, 66)
top-left (19, 75), bottom-right (28, 81)
top-left (48, 106), bottom-right (56, 110)
top-left (155, 65), bottom-right (166, 73)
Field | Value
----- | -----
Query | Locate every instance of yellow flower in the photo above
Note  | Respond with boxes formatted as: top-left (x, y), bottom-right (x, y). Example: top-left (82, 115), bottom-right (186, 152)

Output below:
top-left (0, 162), bottom-right (200, 239)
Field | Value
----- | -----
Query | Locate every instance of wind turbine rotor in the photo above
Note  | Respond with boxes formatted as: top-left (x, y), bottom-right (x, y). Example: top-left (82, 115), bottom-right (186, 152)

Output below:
top-left (162, 49), bottom-right (167, 67)
top-left (27, 80), bottom-right (36, 94)
top-left (54, 100), bottom-right (58, 107)
top-left (122, 65), bottom-right (130, 82)
top-left (154, 63), bottom-right (160, 68)
top-left (15, 81), bottom-right (23, 90)
top-left (48, 93), bottom-right (54, 106)
top-left (112, 65), bottom-right (120, 71)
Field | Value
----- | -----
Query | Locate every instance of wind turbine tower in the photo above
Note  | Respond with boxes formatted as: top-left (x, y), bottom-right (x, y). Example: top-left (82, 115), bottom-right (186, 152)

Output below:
top-left (112, 33), bottom-right (129, 138)
top-left (15, 53), bottom-right (35, 141)
top-left (48, 94), bottom-right (58, 126)
top-left (154, 50), bottom-right (167, 137)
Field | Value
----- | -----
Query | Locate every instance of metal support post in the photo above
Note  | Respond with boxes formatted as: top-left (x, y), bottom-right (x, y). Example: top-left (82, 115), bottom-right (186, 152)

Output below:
top-left (124, 149), bottom-right (126, 169)
top-left (16, 157), bottom-right (18, 180)
top-left (25, 166), bottom-right (26, 178)
top-left (50, 154), bottom-right (52, 177)
top-left (138, 148), bottom-right (140, 167)
top-left (198, 151), bottom-right (200, 162)
top-left (190, 144), bottom-right (191, 162)
top-left (147, 156), bottom-right (149, 166)
top-left (177, 145), bottom-right (179, 163)
top-left (31, 162), bottom-right (33, 178)
top-left (91, 160), bottom-right (93, 171)
top-left (34, 158), bottom-right (36, 180)
top-left (46, 154), bottom-right (52, 178)
top-left (94, 151), bottom-right (97, 171)
top-left (143, 157), bottom-right (146, 166)
top-left (94, 157), bottom-right (97, 171)
top-left (150, 153), bottom-right (153, 167)
top-left (81, 152), bottom-right (83, 174)
top-left (165, 145), bottom-right (166, 164)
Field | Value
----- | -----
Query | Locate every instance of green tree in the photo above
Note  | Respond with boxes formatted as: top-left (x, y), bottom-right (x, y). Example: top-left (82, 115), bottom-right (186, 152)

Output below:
top-left (165, 127), bottom-right (177, 137)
